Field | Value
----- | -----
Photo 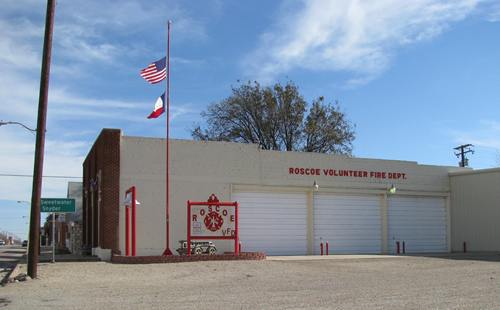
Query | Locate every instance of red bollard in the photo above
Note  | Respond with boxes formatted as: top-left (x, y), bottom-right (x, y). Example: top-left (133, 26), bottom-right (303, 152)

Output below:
top-left (463, 242), bottom-right (467, 253)
top-left (402, 241), bottom-right (406, 254)
top-left (396, 241), bottom-right (400, 254)
top-left (320, 242), bottom-right (324, 255)
top-left (326, 241), bottom-right (329, 255)
top-left (125, 206), bottom-right (130, 256)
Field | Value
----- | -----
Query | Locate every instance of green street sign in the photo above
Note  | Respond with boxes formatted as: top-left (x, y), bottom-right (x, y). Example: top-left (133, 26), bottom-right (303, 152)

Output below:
top-left (41, 198), bottom-right (76, 213)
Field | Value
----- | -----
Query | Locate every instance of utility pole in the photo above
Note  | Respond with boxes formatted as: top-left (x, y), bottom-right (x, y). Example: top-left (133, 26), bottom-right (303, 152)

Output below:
top-left (454, 144), bottom-right (474, 167)
top-left (27, 0), bottom-right (56, 279)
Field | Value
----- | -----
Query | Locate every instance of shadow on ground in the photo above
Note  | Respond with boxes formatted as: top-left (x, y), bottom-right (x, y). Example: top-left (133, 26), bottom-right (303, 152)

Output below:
top-left (407, 252), bottom-right (500, 262)
top-left (0, 298), bottom-right (11, 308)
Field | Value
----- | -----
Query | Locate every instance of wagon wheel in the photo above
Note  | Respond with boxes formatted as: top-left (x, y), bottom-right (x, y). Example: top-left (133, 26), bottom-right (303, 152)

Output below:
top-left (194, 247), bottom-right (203, 255)
top-left (208, 247), bottom-right (217, 255)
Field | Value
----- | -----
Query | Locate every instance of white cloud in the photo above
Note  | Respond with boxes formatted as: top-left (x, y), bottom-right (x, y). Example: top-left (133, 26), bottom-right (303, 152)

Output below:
top-left (0, 127), bottom-right (83, 201)
top-left (0, 0), bottom-right (209, 202)
top-left (245, 0), bottom-right (481, 84)
top-left (0, 71), bottom-right (145, 121)
top-left (452, 120), bottom-right (500, 150)
top-left (449, 120), bottom-right (500, 168)
top-left (0, 19), bottom-right (42, 70)
top-left (481, 0), bottom-right (500, 22)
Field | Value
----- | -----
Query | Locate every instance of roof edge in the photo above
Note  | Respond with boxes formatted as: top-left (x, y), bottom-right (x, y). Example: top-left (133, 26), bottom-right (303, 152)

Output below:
top-left (449, 167), bottom-right (500, 177)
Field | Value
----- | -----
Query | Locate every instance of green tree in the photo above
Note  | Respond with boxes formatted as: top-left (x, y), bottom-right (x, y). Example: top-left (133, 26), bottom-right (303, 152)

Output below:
top-left (192, 81), bottom-right (355, 155)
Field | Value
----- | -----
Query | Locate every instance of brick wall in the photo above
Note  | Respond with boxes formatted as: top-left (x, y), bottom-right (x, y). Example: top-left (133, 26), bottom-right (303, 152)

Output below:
top-left (82, 129), bottom-right (121, 254)
top-left (111, 252), bottom-right (266, 264)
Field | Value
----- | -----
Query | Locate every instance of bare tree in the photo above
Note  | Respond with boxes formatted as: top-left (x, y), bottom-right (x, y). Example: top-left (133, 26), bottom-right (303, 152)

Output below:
top-left (192, 81), bottom-right (355, 155)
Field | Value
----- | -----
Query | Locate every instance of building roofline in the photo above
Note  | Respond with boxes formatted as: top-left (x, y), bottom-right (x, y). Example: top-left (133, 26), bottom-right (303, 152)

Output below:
top-left (84, 128), bottom-right (122, 164)
top-left (449, 166), bottom-right (500, 177)
top-left (119, 133), bottom-right (463, 168)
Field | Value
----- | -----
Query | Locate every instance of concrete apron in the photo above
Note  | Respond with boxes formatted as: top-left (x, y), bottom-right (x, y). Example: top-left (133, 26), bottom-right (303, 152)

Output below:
top-left (266, 254), bottom-right (405, 261)
top-left (266, 252), bottom-right (500, 261)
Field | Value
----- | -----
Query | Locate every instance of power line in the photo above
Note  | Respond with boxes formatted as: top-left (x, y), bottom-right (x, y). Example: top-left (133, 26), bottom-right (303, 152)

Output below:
top-left (454, 144), bottom-right (474, 167)
top-left (0, 173), bottom-right (80, 179)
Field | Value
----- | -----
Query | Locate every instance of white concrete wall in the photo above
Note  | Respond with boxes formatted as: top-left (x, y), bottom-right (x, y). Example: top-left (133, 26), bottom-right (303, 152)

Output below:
top-left (119, 137), bottom-right (460, 256)
top-left (450, 168), bottom-right (500, 252)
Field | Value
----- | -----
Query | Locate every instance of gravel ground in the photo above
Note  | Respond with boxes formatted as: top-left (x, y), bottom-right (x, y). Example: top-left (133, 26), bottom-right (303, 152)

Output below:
top-left (1, 255), bottom-right (500, 309)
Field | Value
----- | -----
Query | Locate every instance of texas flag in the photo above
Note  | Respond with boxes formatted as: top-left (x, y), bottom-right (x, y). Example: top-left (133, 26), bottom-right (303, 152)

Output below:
top-left (147, 93), bottom-right (165, 119)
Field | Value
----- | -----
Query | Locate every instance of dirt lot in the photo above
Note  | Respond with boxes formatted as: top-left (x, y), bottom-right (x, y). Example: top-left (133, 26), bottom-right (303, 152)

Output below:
top-left (1, 254), bottom-right (500, 309)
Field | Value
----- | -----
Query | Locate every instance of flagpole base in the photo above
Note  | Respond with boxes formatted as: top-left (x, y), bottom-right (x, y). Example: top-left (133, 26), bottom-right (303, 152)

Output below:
top-left (162, 248), bottom-right (173, 256)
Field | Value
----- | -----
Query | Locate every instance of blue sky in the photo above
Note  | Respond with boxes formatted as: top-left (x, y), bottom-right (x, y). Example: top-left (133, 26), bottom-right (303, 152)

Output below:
top-left (1, 0), bottom-right (500, 239)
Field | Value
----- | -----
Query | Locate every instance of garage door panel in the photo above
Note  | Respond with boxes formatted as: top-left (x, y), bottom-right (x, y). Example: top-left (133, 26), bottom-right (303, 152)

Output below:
top-left (241, 231), bottom-right (307, 237)
top-left (388, 196), bottom-right (447, 253)
top-left (314, 194), bottom-right (381, 254)
top-left (315, 217), bottom-right (380, 224)
top-left (234, 191), bottom-right (307, 255)
top-left (240, 219), bottom-right (306, 225)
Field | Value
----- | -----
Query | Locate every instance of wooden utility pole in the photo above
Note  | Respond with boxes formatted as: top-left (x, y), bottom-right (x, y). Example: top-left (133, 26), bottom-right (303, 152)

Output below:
top-left (454, 144), bottom-right (474, 167)
top-left (28, 0), bottom-right (56, 278)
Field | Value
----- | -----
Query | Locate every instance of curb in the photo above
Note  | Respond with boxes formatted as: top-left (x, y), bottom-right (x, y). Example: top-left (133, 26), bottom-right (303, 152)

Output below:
top-left (111, 252), bottom-right (266, 264)
top-left (1, 263), bottom-right (20, 286)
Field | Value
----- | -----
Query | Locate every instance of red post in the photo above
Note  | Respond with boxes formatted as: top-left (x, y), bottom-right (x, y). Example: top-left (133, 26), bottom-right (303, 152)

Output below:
top-left (131, 186), bottom-right (137, 257)
top-left (396, 241), bottom-right (400, 254)
top-left (234, 202), bottom-right (239, 255)
top-left (125, 206), bottom-right (130, 256)
top-left (402, 241), bottom-right (406, 254)
top-left (326, 241), bottom-right (329, 255)
top-left (463, 241), bottom-right (467, 253)
top-left (320, 242), bottom-right (324, 255)
top-left (187, 201), bottom-right (191, 256)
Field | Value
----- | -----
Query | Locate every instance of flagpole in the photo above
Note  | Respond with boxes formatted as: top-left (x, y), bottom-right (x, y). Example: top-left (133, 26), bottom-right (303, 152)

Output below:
top-left (163, 20), bottom-right (173, 256)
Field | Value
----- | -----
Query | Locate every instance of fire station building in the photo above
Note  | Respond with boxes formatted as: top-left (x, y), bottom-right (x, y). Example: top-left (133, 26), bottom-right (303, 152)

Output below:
top-left (83, 129), bottom-right (500, 260)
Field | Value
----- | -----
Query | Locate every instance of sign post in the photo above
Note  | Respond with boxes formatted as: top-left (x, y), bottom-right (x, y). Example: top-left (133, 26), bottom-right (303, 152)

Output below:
top-left (41, 198), bottom-right (75, 263)
top-left (51, 212), bottom-right (55, 263)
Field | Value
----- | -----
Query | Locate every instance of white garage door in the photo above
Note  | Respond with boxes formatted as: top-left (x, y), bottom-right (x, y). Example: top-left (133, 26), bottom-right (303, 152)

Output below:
top-left (388, 196), bottom-right (447, 253)
top-left (232, 191), bottom-right (307, 255)
top-left (314, 194), bottom-right (381, 254)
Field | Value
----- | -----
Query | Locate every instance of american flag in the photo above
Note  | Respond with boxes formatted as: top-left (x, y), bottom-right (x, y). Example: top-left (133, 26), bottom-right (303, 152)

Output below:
top-left (140, 57), bottom-right (167, 84)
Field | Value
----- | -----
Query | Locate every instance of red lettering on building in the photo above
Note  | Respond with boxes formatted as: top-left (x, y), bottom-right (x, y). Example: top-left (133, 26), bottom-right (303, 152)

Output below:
top-left (289, 167), bottom-right (407, 180)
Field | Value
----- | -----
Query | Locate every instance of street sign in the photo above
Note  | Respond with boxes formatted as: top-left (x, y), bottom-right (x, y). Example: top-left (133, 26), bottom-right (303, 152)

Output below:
top-left (41, 198), bottom-right (75, 213)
